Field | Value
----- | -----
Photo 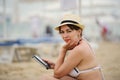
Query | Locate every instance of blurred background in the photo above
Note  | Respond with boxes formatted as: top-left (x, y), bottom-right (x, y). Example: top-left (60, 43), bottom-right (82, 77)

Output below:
top-left (0, 0), bottom-right (120, 80)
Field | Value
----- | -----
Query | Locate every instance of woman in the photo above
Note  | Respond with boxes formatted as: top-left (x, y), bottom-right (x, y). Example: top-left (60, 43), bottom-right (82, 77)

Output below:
top-left (40, 14), bottom-right (104, 80)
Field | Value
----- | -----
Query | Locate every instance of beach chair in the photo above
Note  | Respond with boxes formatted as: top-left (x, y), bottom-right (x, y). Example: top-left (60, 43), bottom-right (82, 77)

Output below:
top-left (14, 46), bottom-right (39, 62)
top-left (0, 46), bottom-right (15, 63)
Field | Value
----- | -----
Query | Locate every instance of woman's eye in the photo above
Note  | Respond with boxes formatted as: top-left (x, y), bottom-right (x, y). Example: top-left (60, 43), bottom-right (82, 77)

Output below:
top-left (59, 30), bottom-right (72, 34)
top-left (59, 31), bottom-right (64, 34)
top-left (67, 30), bottom-right (72, 33)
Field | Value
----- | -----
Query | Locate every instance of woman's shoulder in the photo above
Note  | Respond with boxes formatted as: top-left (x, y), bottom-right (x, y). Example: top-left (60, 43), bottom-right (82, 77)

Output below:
top-left (75, 39), bottom-right (87, 49)
top-left (72, 40), bottom-right (90, 55)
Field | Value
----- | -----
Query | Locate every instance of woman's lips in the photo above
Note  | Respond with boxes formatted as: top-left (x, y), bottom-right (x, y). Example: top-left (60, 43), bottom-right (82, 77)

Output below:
top-left (64, 39), bottom-right (70, 42)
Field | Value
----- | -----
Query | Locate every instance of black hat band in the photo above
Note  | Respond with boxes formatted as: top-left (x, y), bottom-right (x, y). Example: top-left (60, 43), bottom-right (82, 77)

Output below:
top-left (61, 20), bottom-right (79, 24)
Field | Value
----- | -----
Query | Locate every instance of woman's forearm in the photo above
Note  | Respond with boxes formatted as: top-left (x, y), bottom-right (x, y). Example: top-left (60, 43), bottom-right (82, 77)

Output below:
top-left (54, 48), bottom-right (67, 73)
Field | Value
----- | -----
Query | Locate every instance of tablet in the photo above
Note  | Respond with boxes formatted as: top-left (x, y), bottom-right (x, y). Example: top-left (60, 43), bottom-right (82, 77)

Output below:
top-left (32, 55), bottom-right (51, 69)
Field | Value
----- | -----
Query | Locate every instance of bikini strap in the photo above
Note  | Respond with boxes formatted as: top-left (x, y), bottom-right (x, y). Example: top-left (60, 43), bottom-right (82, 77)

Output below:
top-left (78, 66), bottom-right (101, 74)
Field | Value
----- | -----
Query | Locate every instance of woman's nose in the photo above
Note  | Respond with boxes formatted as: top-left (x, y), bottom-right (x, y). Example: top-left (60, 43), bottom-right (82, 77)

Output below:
top-left (62, 33), bottom-right (69, 38)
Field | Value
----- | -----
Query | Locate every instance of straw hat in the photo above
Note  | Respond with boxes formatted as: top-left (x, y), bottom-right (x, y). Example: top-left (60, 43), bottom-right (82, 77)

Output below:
top-left (55, 14), bottom-right (85, 30)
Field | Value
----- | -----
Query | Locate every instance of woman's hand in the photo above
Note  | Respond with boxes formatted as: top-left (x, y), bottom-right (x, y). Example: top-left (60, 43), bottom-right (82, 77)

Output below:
top-left (63, 39), bottom-right (79, 51)
top-left (42, 59), bottom-right (55, 69)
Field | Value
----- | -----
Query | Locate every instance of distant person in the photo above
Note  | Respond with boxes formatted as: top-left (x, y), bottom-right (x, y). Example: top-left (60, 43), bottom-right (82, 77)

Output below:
top-left (30, 16), bottom-right (40, 38)
top-left (45, 25), bottom-right (53, 37)
top-left (31, 26), bottom-right (40, 38)
top-left (39, 14), bottom-right (104, 80)
top-left (95, 18), bottom-right (110, 41)
top-left (101, 25), bottom-right (108, 41)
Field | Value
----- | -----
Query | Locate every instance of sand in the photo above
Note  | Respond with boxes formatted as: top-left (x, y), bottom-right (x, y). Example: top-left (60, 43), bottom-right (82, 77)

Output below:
top-left (0, 41), bottom-right (120, 80)
top-left (96, 41), bottom-right (120, 80)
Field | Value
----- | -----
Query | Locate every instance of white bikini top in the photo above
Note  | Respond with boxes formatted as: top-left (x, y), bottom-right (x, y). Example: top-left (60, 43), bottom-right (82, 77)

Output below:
top-left (68, 66), bottom-right (101, 77)
top-left (68, 38), bottom-right (105, 80)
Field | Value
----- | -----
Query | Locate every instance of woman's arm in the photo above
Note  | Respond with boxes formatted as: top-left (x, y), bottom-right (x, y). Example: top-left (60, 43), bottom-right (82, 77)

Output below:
top-left (54, 41), bottom-right (84, 78)
top-left (54, 47), bottom-right (67, 72)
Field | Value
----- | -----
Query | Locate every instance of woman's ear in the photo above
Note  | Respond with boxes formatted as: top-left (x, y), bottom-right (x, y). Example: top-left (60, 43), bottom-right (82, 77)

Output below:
top-left (76, 30), bottom-right (80, 37)
top-left (77, 29), bottom-right (81, 34)
top-left (79, 29), bottom-right (82, 33)
top-left (78, 29), bottom-right (82, 37)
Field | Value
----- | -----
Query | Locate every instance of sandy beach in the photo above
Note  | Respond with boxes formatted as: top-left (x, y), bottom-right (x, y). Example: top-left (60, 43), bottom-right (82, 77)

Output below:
top-left (0, 41), bottom-right (120, 80)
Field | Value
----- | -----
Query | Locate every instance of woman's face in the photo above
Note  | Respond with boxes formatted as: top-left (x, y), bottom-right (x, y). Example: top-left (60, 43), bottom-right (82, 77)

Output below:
top-left (59, 25), bottom-right (81, 43)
